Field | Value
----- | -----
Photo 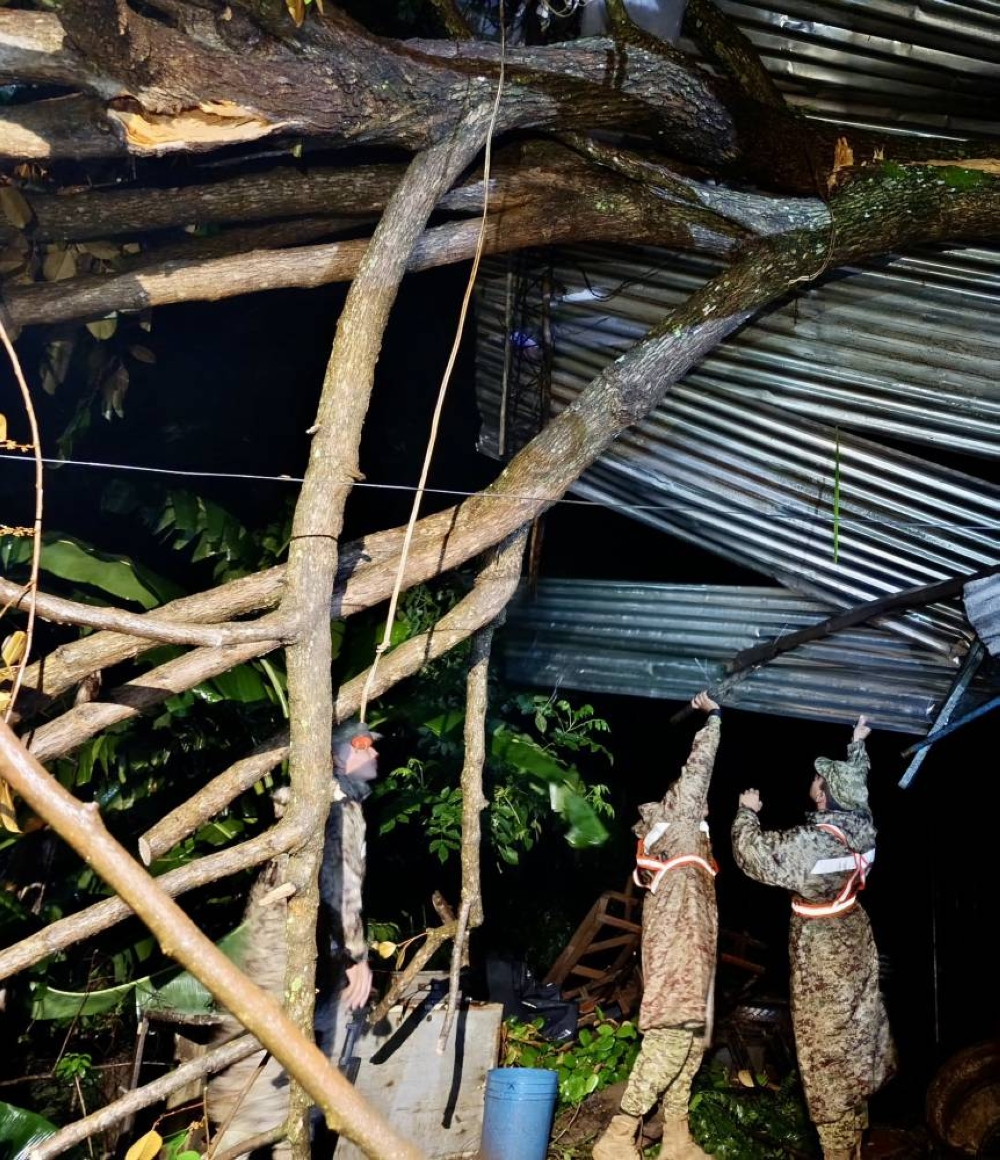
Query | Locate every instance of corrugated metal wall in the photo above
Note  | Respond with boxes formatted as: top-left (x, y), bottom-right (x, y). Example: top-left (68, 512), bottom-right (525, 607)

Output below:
top-left (476, 248), bottom-right (1000, 659)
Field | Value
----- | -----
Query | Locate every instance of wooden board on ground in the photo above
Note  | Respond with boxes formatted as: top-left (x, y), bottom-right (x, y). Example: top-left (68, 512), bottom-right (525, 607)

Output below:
top-left (334, 974), bottom-right (503, 1160)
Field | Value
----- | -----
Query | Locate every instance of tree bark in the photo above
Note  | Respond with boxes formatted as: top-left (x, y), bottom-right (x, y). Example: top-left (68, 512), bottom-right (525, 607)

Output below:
top-left (273, 111), bottom-right (491, 1156)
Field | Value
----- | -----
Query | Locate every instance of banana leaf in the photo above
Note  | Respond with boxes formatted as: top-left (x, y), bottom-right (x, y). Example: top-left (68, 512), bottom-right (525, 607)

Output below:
top-left (30, 923), bottom-right (251, 1021)
top-left (0, 1101), bottom-right (59, 1160)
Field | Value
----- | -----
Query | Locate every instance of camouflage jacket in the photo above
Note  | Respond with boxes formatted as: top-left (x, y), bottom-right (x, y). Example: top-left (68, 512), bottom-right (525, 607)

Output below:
top-left (731, 803), bottom-right (876, 906)
top-left (320, 774), bottom-right (369, 965)
top-left (731, 789), bottom-right (896, 1123)
top-left (633, 714), bottom-right (720, 1032)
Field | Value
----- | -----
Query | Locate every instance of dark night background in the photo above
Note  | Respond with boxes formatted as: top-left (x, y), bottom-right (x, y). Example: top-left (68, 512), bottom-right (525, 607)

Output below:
top-left (2, 253), bottom-right (997, 1137)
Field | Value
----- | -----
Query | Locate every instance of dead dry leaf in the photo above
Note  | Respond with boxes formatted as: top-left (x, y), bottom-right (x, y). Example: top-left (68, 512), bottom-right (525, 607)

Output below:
top-left (0, 185), bottom-right (34, 230)
top-left (41, 246), bottom-right (78, 283)
top-left (0, 782), bottom-right (21, 836)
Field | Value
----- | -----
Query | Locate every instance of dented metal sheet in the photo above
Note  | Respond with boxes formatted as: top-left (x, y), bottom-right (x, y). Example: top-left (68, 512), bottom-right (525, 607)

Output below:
top-left (964, 572), bottom-right (1000, 656)
top-left (710, 1), bottom-right (1000, 136)
top-left (476, 245), bottom-right (1000, 461)
top-left (501, 581), bottom-right (1000, 734)
top-left (475, 252), bottom-right (1000, 659)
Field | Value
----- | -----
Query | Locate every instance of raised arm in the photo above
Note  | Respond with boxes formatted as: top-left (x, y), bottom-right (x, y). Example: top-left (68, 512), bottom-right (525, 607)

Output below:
top-left (731, 791), bottom-right (821, 892)
top-left (668, 692), bottom-right (721, 822)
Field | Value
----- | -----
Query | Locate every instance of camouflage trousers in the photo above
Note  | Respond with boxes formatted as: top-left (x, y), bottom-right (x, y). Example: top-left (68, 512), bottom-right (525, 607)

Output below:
top-left (620, 1027), bottom-right (705, 1118)
top-left (815, 1101), bottom-right (868, 1155)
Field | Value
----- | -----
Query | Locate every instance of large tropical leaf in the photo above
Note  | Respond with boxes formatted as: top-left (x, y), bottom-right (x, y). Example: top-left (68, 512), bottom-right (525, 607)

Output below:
top-left (30, 923), bottom-right (252, 1021)
top-left (0, 1101), bottom-right (59, 1159)
top-left (1, 534), bottom-right (180, 608)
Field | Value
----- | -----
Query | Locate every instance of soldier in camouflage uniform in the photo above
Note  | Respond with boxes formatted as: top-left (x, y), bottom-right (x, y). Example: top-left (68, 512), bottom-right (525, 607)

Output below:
top-left (593, 691), bottom-right (722, 1160)
top-left (207, 719), bottom-right (379, 1158)
top-left (731, 715), bottom-right (896, 1160)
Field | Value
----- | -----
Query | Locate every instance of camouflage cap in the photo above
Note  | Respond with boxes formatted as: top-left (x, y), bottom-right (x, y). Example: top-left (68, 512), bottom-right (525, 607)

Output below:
top-left (814, 750), bottom-right (869, 811)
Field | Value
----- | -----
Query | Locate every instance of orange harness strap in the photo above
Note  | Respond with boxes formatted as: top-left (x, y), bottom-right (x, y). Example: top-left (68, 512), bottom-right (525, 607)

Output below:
top-left (633, 838), bottom-right (718, 895)
top-left (791, 822), bottom-right (871, 919)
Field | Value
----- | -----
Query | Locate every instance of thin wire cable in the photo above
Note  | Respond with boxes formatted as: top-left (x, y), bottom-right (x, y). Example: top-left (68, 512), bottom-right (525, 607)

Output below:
top-left (2, 450), bottom-right (999, 527)
top-left (357, 9), bottom-right (508, 724)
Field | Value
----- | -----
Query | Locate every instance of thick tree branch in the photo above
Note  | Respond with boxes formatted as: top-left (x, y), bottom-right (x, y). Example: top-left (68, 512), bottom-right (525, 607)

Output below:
top-left (3, 173), bottom-right (743, 330)
top-left (0, 548), bottom-right (528, 977)
top-left (142, 535), bottom-right (528, 866)
top-left (16, 566), bottom-right (287, 715)
top-left (0, 164), bottom-right (408, 244)
top-left (15, 166), bottom-right (998, 745)
top-left (0, 819), bottom-right (303, 983)
top-left (25, 640), bottom-right (279, 764)
top-left (683, 0), bottom-right (785, 110)
top-left (0, 578), bottom-right (290, 649)
top-left (0, 95), bottom-right (128, 161)
top-left (138, 730), bottom-right (291, 865)
top-left (274, 109), bottom-right (492, 1156)
top-left (0, 721), bottom-right (425, 1160)
top-left (438, 611), bottom-right (497, 1050)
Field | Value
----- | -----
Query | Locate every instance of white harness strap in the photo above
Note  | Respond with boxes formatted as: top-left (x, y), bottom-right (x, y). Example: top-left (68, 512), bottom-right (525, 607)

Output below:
top-left (792, 823), bottom-right (874, 919)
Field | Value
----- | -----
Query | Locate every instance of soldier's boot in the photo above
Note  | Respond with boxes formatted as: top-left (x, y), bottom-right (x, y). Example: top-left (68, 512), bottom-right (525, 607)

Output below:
top-left (820, 1149), bottom-right (853, 1160)
top-left (592, 1112), bottom-right (642, 1159)
top-left (659, 1116), bottom-right (711, 1159)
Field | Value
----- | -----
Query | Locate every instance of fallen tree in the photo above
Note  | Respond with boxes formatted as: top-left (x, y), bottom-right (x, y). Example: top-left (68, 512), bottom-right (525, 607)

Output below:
top-left (0, 1), bottom-right (998, 1157)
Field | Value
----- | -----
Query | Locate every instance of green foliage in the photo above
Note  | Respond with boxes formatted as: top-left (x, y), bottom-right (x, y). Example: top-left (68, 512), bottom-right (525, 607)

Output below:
top-left (502, 1014), bottom-right (639, 1109)
top-left (102, 481), bottom-right (292, 582)
top-left (689, 1064), bottom-right (818, 1158)
top-left (0, 1100), bottom-right (59, 1159)
top-left (52, 1053), bottom-right (93, 1084)
top-left (350, 580), bottom-right (614, 867)
top-left (373, 659), bottom-right (614, 866)
top-left (29, 924), bottom-right (252, 1022)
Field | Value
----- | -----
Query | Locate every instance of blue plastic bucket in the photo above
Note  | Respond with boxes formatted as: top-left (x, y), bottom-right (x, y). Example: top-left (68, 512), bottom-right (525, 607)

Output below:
top-left (480, 1066), bottom-right (559, 1160)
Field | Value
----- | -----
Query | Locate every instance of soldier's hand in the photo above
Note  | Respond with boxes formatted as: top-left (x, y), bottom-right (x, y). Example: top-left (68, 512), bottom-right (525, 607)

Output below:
top-left (739, 788), bottom-right (762, 813)
top-left (691, 690), bottom-right (719, 714)
top-left (342, 960), bottom-right (373, 1010)
top-left (852, 714), bottom-right (872, 742)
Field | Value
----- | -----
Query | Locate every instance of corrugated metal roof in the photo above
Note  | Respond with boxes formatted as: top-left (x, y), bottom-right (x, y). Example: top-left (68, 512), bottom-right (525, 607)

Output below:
top-left (502, 580), bottom-right (1000, 733)
top-left (473, 2), bottom-right (1000, 722)
top-left (709, 1), bottom-right (1000, 136)
top-left (476, 246), bottom-right (1000, 461)
top-left (964, 573), bottom-right (1000, 656)
top-left (475, 249), bottom-right (1000, 658)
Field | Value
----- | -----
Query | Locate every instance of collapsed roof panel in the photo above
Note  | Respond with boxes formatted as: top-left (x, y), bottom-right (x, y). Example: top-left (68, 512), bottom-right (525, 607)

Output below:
top-left (502, 580), bottom-right (1000, 734)
top-left (964, 573), bottom-right (1000, 657)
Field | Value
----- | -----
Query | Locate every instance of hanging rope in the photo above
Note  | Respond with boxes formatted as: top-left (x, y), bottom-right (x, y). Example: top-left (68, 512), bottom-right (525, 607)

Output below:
top-left (357, 5), bottom-right (508, 724)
